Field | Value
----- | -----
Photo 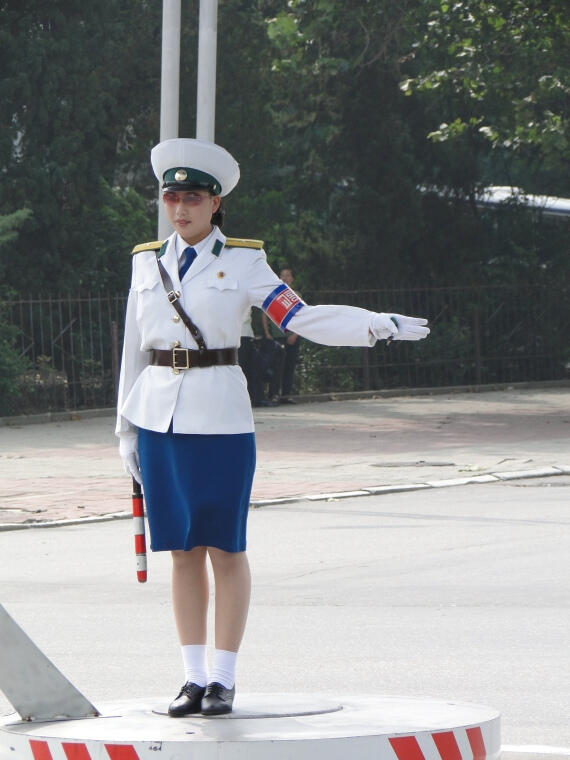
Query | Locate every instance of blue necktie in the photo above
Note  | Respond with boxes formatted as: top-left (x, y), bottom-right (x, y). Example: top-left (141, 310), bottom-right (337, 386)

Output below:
top-left (178, 246), bottom-right (197, 281)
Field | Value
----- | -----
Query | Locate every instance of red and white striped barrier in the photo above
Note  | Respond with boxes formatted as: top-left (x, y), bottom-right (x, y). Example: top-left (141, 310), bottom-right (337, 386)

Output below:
top-left (388, 726), bottom-right (488, 760)
top-left (1, 695), bottom-right (501, 760)
top-left (23, 726), bottom-right (491, 760)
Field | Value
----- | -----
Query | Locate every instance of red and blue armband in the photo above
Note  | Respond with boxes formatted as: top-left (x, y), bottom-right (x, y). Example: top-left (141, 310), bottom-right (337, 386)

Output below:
top-left (262, 284), bottom-right (304, 330)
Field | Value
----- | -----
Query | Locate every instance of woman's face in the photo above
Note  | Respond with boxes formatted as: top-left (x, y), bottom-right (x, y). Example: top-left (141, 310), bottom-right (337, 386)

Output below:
top-left (162, 189), bottom-right (221, 245)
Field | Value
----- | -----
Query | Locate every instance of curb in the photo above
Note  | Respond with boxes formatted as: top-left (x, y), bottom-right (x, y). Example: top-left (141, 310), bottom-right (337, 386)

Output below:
top-left (250, 465), bottom-right (570, 507)
top-left (0, 407), bottom-right (115, 427)
top-left (1, 465), bottom-right (568, 533)
top-left (2, 379), bottom-right (569, 427)
top-left (280, 379), bottom-right (570, 405)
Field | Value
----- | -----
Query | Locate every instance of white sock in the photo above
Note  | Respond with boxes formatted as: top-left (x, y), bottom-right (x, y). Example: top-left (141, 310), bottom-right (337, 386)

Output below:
top-left (181, 644), bottom-right (208, 687)
top-left (209, 648), bottom-right (237, 689)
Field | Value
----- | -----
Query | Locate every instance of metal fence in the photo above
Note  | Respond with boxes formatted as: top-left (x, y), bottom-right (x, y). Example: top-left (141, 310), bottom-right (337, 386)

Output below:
top-left (1, 284), bottom-right (568, 416)
top-left (300, 284), bottom-right (569, 393)
top-left (2, 293), bottom-right (126, 415)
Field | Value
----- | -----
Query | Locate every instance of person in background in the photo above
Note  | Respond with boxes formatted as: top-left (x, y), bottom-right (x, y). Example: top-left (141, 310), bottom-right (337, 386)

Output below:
top-left (238, 308), bottom-right (264, 406)
top-left (116, 137), bottom-right (430, 719)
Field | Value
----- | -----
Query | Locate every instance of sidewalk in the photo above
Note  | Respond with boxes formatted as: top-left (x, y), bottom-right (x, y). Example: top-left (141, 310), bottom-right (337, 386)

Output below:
top-left (1, 387), bottom-right (569, 528)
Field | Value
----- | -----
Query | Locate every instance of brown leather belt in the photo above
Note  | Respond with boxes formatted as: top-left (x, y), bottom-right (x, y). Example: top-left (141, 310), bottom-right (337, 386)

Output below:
top-left (150, 347), bottom-right (239, 370)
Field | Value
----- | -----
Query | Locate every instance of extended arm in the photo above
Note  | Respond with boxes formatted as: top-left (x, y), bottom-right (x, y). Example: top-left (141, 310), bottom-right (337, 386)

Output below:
top-left (247, 252), bottom-right (429, 347)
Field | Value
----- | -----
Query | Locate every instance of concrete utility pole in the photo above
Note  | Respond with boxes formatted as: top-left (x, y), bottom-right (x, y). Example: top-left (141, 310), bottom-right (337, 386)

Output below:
top-left (196, 0), bottom-right (218, 141)
top-left (158, 0), bottom-right (182, 238)
top-left (157, 0), bottom-right (218, 237)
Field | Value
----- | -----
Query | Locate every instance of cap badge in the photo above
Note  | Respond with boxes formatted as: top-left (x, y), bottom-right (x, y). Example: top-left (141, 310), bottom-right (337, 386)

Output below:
top-left (174, 169), bottom-right (188, 181)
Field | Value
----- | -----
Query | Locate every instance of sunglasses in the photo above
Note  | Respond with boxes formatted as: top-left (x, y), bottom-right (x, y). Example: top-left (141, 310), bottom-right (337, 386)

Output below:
top-left (163, 191), bottom-right (209, 205)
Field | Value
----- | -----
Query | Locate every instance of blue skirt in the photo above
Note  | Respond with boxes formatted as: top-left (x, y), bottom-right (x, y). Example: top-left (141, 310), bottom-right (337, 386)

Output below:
top-left (137, 426), bottom-right (256, 553)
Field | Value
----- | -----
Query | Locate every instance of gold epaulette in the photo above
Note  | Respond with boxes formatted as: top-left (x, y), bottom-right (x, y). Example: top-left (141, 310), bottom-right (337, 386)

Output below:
top-left (131, 240), bottom-right (164, 255)
top-left (225, 237), bottom-right (264, 249)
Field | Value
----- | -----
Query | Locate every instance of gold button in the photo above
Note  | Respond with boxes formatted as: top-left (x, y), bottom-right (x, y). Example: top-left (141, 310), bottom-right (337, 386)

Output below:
top-left (173, 340), bottom-right (181, 348)
top-left (217, 271), bottom-right (225, 278)
top-left (172, 315), bottom-right (180, 323)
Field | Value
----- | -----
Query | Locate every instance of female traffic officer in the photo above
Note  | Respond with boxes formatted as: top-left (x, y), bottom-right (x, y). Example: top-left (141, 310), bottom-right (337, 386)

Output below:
top-left (116, 138), bottom-right (430, 718)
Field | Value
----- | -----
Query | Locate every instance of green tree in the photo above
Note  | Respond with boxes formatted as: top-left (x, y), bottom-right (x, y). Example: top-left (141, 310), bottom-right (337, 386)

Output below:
top-left (0, 0), bottom-right (161, 294)
top-left (0, 208), bottom-right (32, 289)
top-left (400, 0), bottom-right (570, 194)
top-left (0, 0), bottom-right (567, 297)
top-left (250, 0), bottom-right (428, 288)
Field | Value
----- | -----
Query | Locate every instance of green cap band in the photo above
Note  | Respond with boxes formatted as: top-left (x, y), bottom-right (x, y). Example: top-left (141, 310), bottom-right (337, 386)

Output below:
top-left (162, 167), bottom-right (221, 195)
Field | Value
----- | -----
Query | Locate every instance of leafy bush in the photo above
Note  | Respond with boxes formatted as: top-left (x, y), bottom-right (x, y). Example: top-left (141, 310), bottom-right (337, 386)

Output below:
top-left (0, 314), bottom-right (31, 416)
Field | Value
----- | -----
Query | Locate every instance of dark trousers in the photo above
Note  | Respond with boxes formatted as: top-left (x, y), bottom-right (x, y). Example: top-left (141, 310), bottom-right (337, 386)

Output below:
top-left (238, 337), bottom-right (264, 405)
top-left (259, 338), bottom-right (285, 398)
top-left (280, 338), bottom-right (300, 396)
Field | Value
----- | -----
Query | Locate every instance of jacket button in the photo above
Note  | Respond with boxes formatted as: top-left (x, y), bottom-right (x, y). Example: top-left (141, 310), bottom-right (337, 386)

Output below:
top-left (172, 315), bottom-right (180, 322)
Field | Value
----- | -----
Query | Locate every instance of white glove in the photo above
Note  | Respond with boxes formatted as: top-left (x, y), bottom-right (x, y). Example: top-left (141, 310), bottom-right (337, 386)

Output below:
top-left (370, 312), bottom-right (430, 341)
top-left (119, 432), bottom-right (142, 484)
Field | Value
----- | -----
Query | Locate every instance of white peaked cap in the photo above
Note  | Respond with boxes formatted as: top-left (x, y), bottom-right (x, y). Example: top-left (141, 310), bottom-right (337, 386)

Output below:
top-left (150, 138), bottom-right (240, 197)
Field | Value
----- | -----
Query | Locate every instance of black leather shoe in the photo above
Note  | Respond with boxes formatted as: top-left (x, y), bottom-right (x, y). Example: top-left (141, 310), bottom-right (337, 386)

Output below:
top-left (168, 682), bottom-right (206, 717)
top-left (201, 682), bottom-right (235, 715)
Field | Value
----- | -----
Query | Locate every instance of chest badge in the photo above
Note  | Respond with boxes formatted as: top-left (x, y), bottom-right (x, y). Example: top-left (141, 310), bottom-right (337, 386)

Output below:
top-left (216, 271), bottom-right (226, 279)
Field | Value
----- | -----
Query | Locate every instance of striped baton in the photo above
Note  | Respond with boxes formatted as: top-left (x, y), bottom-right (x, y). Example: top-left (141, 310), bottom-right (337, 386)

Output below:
top-left (131, 478), bottom-right (147, 583)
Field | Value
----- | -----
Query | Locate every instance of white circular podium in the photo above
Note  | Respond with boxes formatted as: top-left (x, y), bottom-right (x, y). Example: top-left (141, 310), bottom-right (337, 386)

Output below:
top-left (1, 694), bottom-right (501, 760)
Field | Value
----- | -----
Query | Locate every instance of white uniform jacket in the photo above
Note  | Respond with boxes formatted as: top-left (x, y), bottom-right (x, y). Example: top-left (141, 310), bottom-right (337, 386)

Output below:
top-left (116, 228), bottom-right (378, 436)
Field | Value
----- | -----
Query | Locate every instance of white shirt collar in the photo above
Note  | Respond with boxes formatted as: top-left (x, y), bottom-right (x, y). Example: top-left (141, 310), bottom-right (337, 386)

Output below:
top-left (175, 226), bottom-right (219, 259)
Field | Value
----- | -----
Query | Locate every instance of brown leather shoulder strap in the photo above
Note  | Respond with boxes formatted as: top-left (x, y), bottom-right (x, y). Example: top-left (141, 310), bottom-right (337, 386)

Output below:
top-left (155, 256), bottom-right (208, 352)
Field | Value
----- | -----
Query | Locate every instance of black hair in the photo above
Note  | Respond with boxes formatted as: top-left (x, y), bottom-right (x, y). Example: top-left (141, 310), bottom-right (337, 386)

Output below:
top-left (211, 198), bottom-right (225, 228)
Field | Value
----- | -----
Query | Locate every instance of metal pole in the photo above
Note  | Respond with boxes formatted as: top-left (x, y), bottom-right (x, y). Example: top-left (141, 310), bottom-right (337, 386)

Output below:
top-left (196, 0), bottom-right (218, 141)
top-left (158, 0), bottom-right (182, 239)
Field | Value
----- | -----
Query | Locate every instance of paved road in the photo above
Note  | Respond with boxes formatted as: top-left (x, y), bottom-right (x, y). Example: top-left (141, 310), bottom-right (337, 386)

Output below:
top-left (1, 387), bottom-right (569, 525)
top-left (1, 479), bottom-right (568, 751)
top-left (1, 388), bottom-right (569, 755)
